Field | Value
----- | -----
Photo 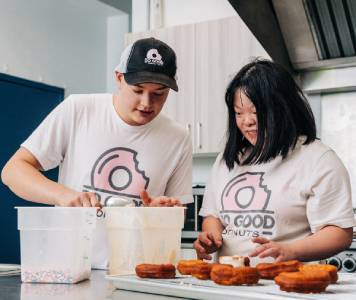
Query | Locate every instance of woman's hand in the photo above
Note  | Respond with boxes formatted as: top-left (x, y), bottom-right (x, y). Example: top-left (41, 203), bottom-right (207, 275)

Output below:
top-left (140, 190), bottom-right (182, 207)
top-left (249, 236), bottom-right (296, 262)
top-left (193, 231), bottom-right (222, 260)
top-left (250, 227), bottom-right (353, 262)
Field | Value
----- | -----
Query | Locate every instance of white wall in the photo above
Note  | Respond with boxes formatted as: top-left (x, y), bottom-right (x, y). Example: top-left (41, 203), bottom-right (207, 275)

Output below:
top-left (162, 0), bottom-right (236, 27)
top-left (193, 157), bottom-right (216, 184)
top-left (302, 67), bottom-right (356, 208)
top-left (0, 0), bottom-right (126, 96)
top-left (132, 0), bottom-right (150, 33)
top-left (107, 14), bottom-right (129, 93)
top-left (132, 0), bottom-right (237, 32)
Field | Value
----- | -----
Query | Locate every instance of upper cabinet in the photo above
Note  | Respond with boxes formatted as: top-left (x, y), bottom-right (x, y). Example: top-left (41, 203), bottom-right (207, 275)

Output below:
top-left (126, 16), bottom-right (269, 155)
top-left (194, 17), bottom-right (269, 155)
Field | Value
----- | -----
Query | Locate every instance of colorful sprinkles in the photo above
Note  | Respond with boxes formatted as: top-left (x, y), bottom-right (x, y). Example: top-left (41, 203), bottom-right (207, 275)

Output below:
top-left (22, 269), bottom-right (90, 283)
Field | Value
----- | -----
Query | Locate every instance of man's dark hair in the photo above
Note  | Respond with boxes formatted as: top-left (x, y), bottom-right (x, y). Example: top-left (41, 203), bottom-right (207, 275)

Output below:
top-left (223, 59), bottom-right (316, 170)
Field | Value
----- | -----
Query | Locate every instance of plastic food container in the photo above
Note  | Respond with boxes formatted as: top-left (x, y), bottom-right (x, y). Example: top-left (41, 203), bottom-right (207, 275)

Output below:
top-left (105, 207), bottom-right (185, 275)
top-left (17, 207), bottom-right (96, 283)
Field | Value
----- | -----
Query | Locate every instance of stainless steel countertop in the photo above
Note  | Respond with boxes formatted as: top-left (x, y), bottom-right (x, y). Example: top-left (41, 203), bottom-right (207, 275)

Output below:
top-left (0, 270), bottom-right (184, 300)
top-left (2, 269), bottom-right (356, 300)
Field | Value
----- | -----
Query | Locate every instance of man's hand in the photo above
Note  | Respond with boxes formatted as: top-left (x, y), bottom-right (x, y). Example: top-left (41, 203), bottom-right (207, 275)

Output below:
top-left (140, 190), bottom-right (182, 207)
top-left (193, 231), bottom-right (222, 260)
top-left (56, 191), bottom-right (101, 207)
top-left (249, 236), bottom-right (296, 262)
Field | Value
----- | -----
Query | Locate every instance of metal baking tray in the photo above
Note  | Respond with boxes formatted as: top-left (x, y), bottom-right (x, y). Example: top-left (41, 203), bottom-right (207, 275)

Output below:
top-left (106, 273), bottom-right (356, 300)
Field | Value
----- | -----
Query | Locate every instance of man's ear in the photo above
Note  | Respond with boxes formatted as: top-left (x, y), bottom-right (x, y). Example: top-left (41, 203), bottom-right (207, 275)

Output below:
top-left (115, 72), bottom-right (124, 85)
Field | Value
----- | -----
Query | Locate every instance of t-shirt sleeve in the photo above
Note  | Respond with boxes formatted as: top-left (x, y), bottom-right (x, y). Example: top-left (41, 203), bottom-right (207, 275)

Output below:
top-left (164, 133), bottom-right (193, 204)
top-left (21, 95), bottom-right (73, 171)
top-left (307, 150), bottom-right (356, 233)
top-left (199, 154), bottom-right (222, 218)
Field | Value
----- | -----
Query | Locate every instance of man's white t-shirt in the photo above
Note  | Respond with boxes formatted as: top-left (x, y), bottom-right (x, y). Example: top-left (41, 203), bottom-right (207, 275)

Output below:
top-left (200, 138), bottom-right (356, 264)
top-left (22, 93), bottom-right (193, 269)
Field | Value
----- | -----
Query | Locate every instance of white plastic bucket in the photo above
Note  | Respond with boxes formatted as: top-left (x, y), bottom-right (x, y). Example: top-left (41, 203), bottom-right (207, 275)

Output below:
top-left (17, 207), bottom-right (96, 283)
top-left (105, 207), bottom-right (184, 275)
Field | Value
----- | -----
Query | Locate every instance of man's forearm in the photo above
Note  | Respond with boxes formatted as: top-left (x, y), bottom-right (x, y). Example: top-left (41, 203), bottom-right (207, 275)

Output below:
top-left (2, 159), bottom-right (72, 205)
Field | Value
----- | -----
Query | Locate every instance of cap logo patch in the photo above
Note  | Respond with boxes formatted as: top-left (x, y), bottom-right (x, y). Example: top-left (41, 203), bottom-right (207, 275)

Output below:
top-left (144, 49), bottom-right (164, 66)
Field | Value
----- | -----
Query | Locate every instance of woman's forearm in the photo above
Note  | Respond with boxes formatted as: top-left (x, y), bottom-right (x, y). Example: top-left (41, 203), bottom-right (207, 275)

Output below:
top-left (290, 225), bottom-right (353, 261)
top-left (202, 216), bottom-right (224, 234)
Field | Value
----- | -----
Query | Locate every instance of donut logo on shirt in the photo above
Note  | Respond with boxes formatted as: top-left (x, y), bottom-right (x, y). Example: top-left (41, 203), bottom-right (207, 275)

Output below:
top-left (220, 172), bottom-right (275, 238)
top-left (83, 147), bottom-right (149, 206)
top-left (221, 172), bottom-right (271, 211)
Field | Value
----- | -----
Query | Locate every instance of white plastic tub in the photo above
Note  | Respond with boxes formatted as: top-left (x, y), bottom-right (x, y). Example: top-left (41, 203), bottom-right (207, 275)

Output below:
top-left (17, 207), bottom-right (96, 283)
top-left (105, 207), bottom-right (185, 275)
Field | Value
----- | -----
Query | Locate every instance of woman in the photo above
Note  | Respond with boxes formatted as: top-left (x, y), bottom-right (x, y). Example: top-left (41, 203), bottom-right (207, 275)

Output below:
top-left (194, 59), bottom-right (355, 263)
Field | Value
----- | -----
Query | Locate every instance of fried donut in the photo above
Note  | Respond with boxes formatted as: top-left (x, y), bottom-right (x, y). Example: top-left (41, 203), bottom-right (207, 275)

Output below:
top-left (135, 264), bottom-right (176, 279)
top-left (232, 267), bottom-right (260, 285)
top-left (275, 270), bottom-right (330, 293)
top-left (210, 264), bottom-right (235, 285)
top-left (299, 264), bottom-right (338, 283)
top-left (177, 259), bottom-right (205, 275)
top-left (191, 262), bottom-right (218, 280)
top-left (218, 255), bottom-right (250, 267)
top-left (256, 260), bottom-right (301, 279)
top-left (211, 264), bottom-right (260, 285)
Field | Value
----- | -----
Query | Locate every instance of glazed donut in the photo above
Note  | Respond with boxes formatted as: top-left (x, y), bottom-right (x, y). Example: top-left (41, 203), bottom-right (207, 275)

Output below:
top-left (299, 264), bottom-right (338, 283)
top-left (232, 267), bottom-right (260, 285)
top-left (256, 260), bottom-right (301, 279)
top-left (177, 259), bottom-right (205, 275)
top-left (135, 264), bottom-right (176, 279)
top-left (211, 264), bottom-right (260, 285)
top-left (210, 264), bottom-right (235, 285)
top-left (191, 262), bottom-right (218, 280)
top-left (275, 270), bottom-right (330, 293)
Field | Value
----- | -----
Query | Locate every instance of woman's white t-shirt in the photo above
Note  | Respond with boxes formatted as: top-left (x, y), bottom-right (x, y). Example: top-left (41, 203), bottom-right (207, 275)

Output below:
top-left (200, 138), bottom-right (356, 263)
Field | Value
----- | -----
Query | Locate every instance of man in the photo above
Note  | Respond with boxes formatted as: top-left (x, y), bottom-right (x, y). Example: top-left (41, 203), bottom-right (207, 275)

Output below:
top-left (1, 37), bottom-right (193, 268)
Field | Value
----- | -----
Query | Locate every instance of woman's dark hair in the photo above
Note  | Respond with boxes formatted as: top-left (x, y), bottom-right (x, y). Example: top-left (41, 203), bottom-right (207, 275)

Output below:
top-left (223, 59), bottom-right (316, 170)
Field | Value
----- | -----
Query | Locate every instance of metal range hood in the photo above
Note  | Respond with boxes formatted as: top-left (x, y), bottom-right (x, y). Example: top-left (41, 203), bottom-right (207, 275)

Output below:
top-left (228, 0), bottom-right (356, 73)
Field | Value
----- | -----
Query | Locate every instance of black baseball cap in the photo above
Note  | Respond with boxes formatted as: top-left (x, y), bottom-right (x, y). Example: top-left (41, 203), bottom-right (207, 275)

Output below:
top-left (115, 37), bottom-right (178, 91)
